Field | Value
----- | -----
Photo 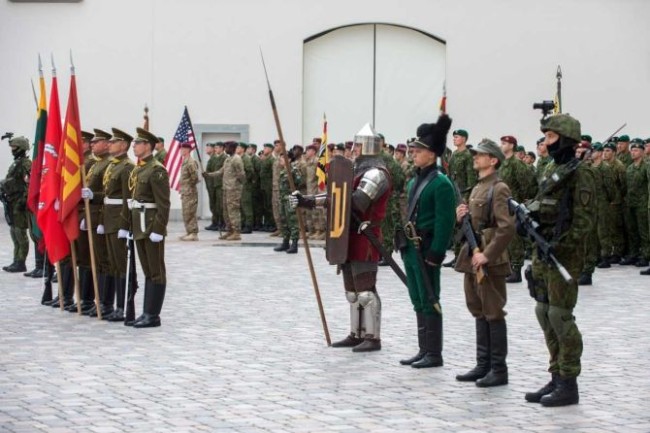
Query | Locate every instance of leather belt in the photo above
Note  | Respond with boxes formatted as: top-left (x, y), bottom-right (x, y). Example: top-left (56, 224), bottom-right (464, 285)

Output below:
top-left (104, 197), bottom-right (123, 205)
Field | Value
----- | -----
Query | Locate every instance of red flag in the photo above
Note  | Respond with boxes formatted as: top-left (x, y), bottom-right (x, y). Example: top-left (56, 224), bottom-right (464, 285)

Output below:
top-left (316, 113), bottom-right (329, 191)
top-left (27, 73), bottom-right (47, 215)
top-left (37, 75), bottom-right (70, 263)
top-left (58, 72), bottom-right (83, 241)
top-left (165, 107), bottom-right (196, 191)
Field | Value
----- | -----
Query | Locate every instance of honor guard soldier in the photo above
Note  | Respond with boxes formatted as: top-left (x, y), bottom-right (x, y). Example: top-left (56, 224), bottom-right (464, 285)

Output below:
top-left (291, 124), bottom-right (392, 352)
top-left (100, 128), bottom-right (136, 321)
top-left (80, 129), bottom-right (113, 317)
top-left (454, 139), bottom-right (515, 386)
top-left (398, 115), bottom-right (456, 368)
top-left (525, 113), bottom-right (594, 407)
top-left (126, 128), bottom-right (171, 327)
top-left (2, 135), bottom-right (31, 273)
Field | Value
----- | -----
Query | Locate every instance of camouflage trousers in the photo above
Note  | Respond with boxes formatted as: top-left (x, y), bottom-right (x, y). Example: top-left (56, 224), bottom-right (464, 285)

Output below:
top-left (241, 185), bottom-right (253, 227)
top-left (223, 187), bottom-right (242, 232)
top-left (582, 216), bottom-right (599, 274)
top-left (507, 233), bottom-right (525, 270)
top-left (279, 197), bottom-right (299, 241)
top-left (609, 203), bottom-right (626, 256)
top-left (306, 208), bottom-right (325, 232)
top-left (272, 188), bottom-right (283, 232)
top-left (262, 187), bottom-right (275, 228)
top-left (597, 203), bottom-right (614, 257)
top-left (181, 192), bottom-right (198, 235)
top-left (627, 204), bottom-right (650, 259)
top-left (531, 248), bottom-right (583, 378)
top-left (380, 195), bottom-right (401, 254)
top-left (208, 187), bottom-right (224, 226)
top-left (10, 225), bottom-right (29, 262)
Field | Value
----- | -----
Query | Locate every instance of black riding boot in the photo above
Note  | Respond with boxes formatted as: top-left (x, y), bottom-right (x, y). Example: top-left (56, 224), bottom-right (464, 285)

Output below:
top-left (411, 313), bottom-right (443, 368)
top-left (107, 277), bottom-right (126, 322)
top-left (99, 275), bottom-right (116, 319)
top-left (273, 238), bottom-right (290, 252)
top-left (285, 240), bottom-right (298, 254)
top-left (25, 248), bottom-right (45, 277)
top-left (52, 262), bottom-right (74, 308)
top-left (400, 312), bottom-right (425, 365)
top-left (476, 319), bottom-right (508, 387)
top-left (456, 318), bottom-right (491, 381)
top-left (134, 282), bottom-right (165, 328)
top-left (525, 372), bottom-right (559, 403)
top-left (89, 274), bottom-right (109, 317)
top-left (540, 376), bottom-right (579, 407)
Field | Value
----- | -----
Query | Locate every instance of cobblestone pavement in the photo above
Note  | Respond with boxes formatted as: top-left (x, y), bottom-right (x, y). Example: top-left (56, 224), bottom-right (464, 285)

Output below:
top-left (1, 220), bottom-right (649, 433)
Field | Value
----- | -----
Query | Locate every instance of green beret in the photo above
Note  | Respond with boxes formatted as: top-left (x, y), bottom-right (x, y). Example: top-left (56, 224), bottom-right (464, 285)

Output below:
top-left (631, 137), bottom-right (644, 144)
top-left (617, 135), bottom-right (630, 142)
top-left (81, 130), bottom-right (94, 142)
top-left (630, 141), bottom-right (644, 150)
top-left (581, 134), bottom-right (592, 143)
top-left (470, 138), bottom-right (505, 163)
top-left (645, 138), bottom-right (650, 144)
top-left (134, 127), bottom-right (159, 146)
top-left (536, 137), bottom-right (545, 144)
top-left (214, 141), bottom-right (225, 147)
top-left (206, 142), bottom-right (216, 147)
top-left (249, 143), bottom-right (257, 149)
top-left (592, 142), bottom-right (603, 151)
top-left (157, 136), bottom-right (165, 144)
top-left (92, 128), bottom-right (111, 141)
top-left (603, 142), bottom-right (616, 151)
top-left (453, 129), bottom-right (468, 138)
top-left (237, 142), bottom-right (249, 149)
top-left (110, 127), bottom-right (134, 143)
top-left (516, 145), bottom-right (525, 152)
top-left (263, 143), bottom-right (274, 149)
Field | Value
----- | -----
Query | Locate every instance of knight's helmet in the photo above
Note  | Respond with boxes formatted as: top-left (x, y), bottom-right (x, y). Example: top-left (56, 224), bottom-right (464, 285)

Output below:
top-left (354, 123), bottom-right (381, 156)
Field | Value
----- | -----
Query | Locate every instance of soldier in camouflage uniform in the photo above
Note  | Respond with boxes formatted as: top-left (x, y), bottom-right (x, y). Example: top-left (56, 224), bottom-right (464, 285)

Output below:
top-left (273, 155), bottom-right (304, 254)
top-left (602, 141), bottom-right (627, 262)
top-left (238, 143), bottom-right (254, 234)
top-left (620, 139), bottom-right (649, 267)
top-left (179, 142), bottom-right (200, 241)
top-left (616, 135), bottom-right (633, 167)
top-left (443, 129), bottom-right (477, 268)
top-left (153, 137), bottom-right (167, 165)
top-left (498, 135), bottom-right (535, 282)
top-left (302, 144), bottom-right (325, 239)
top-left (247, 144), bottom-right (263, 231)
top-left (125, 128), bottom-right (171, 328)
top-left (271, 141), bottom-right (284, 237)
top-left (203, 143), bottom-right (219, 231)
top-left (212, 143), bottom-right (227, 230)
top-left (591, 143), bottom-right (617, 269)
top-left (205, 141), bottom-right (244, 240)
top-left (378, 138), bottom-right (404, 264)
top-left (2, 136), bottom-right (31, 273)
top-left (259, 143), bottom-right (276, 232)
top-left (525, 114), bottom-right (594, 407)
top-left (535, 137), bottom-right (553, 184)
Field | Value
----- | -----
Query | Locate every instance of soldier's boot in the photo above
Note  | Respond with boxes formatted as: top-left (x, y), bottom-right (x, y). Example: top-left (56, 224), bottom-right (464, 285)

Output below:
top-left (505, 267), bottom-right (522, 283)
top-left (273, 238), bottom-right (290, 252)
top-left (52, 263), bottom-right (74, 309)
top-left (400, 312), bottom-right (426, 365)
top-left (241, 224), bottom-right (253, 234)
top-left (411, 313), bottom-right (443, 368)
top-left (130, 279), bottom-right (151, 326)
top-left (285, 240), bottom-right (298, 254)
top-left (476, 319), bottom-right (508, 387)
top-left (608, 254), bottom-right (621, 264)
top-left (456, 318), bottom-right (491, 381)
top-left (76, 269), bottom-right (95, 314)
top-left (89, 274), bottom-right (107, 317)
top-left (596, 258), bottom-right (611, 269)
top-left (442, 256), bottom-right (457, 268)
top-left (180, 233), bottom-right (199, 241)
top-left (218, 229), bottom-right (231, 240)
top-left (4, 260), bottom-right (27, 273)
top-left (640, 267), bottom-right (650, 276)
top-left (331, 334), bottom-right (364, 347)
top-left (634, 258), bottom-right (649, 267)
top-left (225, 231), bottom-right (241, 241)
top-left (133, 282), bottom-right (165, 328)
top-left (99, 275), bottom-right (116, 319)
top-left (107, 278), bottom-right (126, 322)
top-left (332, 300), bottom-right (364, 348)
top-left (25, 249), bottom-right (45, 277)
top-left (204, 223), bottom-right (218, 231)
top-left (619, 256), bottom-right (637, 266)
top-left (525, 372), bottom-right (559, 402)
top-left (540, 376), bottom-right (579, 407)
top-left (352, 291), bottom-right (382, 352)
top-left (577, 273), bottom-right (592, 286)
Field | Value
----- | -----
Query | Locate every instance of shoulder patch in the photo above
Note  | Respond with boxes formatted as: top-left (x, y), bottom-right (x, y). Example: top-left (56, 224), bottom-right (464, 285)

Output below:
top-left (579, 188), bottom-right (592, 207)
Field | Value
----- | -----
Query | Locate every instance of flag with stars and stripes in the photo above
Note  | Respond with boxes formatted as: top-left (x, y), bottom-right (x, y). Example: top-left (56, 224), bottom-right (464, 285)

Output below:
top-left (166, 106), bottom-right (196, 191)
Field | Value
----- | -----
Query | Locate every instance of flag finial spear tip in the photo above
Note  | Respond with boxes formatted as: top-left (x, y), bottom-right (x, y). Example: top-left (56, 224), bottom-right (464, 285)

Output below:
top-left (50, 53), bottom-right (56, 75)
top-left (69, 50), bottom-right (75, 74)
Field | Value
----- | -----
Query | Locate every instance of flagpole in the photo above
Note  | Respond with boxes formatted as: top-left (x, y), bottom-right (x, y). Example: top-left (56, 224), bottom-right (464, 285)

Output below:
top-left (183, 106), bottom-right (205, 172)
top-left (260, 48), bottom-right (331, 346)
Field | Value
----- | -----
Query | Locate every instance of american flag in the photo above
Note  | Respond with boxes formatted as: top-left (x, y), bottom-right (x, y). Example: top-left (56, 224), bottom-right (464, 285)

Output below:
top-left (166, 106), bottom-right (196, 191)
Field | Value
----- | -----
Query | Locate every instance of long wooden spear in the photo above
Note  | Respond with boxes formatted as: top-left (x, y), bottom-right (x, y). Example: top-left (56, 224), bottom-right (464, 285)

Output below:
top-left (260, 48), bottom-right (331, 346)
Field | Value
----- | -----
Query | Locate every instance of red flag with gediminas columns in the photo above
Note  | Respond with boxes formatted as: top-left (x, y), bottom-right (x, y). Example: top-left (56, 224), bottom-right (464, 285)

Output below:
top-left (36, 72), bottom-right (70, 263)
top-left (57, 70), bottom-right (83, 242)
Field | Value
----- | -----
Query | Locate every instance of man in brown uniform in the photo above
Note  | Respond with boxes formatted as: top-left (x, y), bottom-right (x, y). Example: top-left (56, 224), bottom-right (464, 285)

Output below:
top-left (125, 128), bottom-right (170, 328)
top-left (102, 128), bottom-right (135, 321)
top-left (455, 139), bottom-right (515, 387)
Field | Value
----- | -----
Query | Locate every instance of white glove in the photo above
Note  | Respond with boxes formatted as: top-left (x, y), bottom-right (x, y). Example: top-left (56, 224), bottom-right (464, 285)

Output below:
top-left (149, 232), bottom-right (164, 243)
top-left (96, 224), bottom-right (105, 235)
top-left (80, 218), bottom-right (87, 231)
top-left (117, 229), bottom-right (129, 239)
top-left (81, 188), bottom-right (93, 200)
top-left (53, 199), bottom-right (60, 211)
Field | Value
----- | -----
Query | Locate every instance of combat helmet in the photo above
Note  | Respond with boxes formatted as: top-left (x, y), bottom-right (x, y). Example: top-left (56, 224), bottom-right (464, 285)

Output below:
top-left (8, 136), bottom-right (30, 151)
top-left (540, 114), bottom-right (581, 142)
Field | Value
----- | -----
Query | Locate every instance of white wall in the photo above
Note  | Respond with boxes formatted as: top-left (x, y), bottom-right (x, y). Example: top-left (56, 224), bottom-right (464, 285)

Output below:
top-left (1, 0), bottom-right (649, 209)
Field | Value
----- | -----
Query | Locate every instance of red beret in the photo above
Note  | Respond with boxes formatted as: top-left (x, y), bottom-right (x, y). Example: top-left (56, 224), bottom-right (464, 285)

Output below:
top-left (345, 141), bottom-right (354, 149)
top-left (396, 143), bottom-right (407, 153)
top-left (577, 141), bottom-right (592, 150)
top-left (500, 135), bottom-right (517, 146)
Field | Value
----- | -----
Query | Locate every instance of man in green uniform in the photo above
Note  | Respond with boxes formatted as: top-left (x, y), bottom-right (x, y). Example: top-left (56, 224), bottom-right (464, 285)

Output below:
top-left (454, 139), bottom-right (515, 387)
top-left (204, 142), bottom-right (219, 231)
top-left (399, 115), bottom-right (456, 369)
top-left (620, 139), bottom-right (649, 267)
top-left (378, 136), bottom-right (405, 264)
top-left (536, 137), bottom-right (553, 184)
top-left (525, 113), bottom-right (594, 407)
top-left (602, 141), bottom-right (627, 262)
top-left (259, 143), bottom-right (276, 232)
top-left (443, 128), bottom-right (477, 268)
top-left (247, 144), bottom-right (263, 231)
top-left (154, 136), bottom-right (167, 165)
top-left (616, 135), bottom-right (633, 167)
top-left (101, 128), bottom-right (135, 321)
top-left (126, 128), bottom-right (170, 328)
top-left (238, 143), bottom-right (254, 234)
top-left (273, 155), bottom-right (303, 254)
top-left (592, 143), bottom-right (617, 269)
top-left (2, 136), bottom-right (31, 273)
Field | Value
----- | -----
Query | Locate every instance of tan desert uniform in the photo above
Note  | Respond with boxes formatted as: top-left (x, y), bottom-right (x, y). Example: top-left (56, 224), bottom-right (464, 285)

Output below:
top-left (215, 152), bottom-right (245, 239)
top-left (180, 155), bottom-right (200, 236)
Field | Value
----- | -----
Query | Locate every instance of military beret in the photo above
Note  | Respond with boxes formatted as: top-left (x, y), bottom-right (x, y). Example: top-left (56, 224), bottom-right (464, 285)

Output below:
top-left (292, 144), bottom-right (304, 152)
top-left (263, 143), bottom-right (274, 149)
top-left (577, 141), bottom-right (592, 150)
top-left (335, 143), bottom-right (345, 151)
top-left (516, 145), bottom-right (525, 152)
top-left (92, 128), bottom-right (111, 141)
top-left (180, 142), bottom-right (193, 149)
top-left (306, 144), bottom-right (319, 152)
top-left (610, 136), bottom-right (619, 143)
top-left (453, 129), bottom-right (468, 138)
top-left (470, 138), bottom-right (505, 163)
top-left (631, 137), bottom-right (645, 145)
top-left (237, 142), bottom-right (249, 149)
top-left (388, 144), bottom-right (395, 151)
top-left (134, 127), bottom-right (159, 146)
top-left (81, 130), bottom-right (94, 142)
top-left (603, 142), bottom-right (616, 151)
top-left (592, 142), bottom-right (603, 151)
top-left (396, 143), bottom-right (407, 153)
top-left (581, 134), bottom-right (592, 143)
top-left (157, 136), bottom-right (165, 144)
top-left (630, 139), bottom-right (644, 150)
top-left (500, 135), bottom-right (517, 146)
top-left (617, 135), bottom-right (630, 142)
top-left (110, 127), bottom-right (133, 143)
top-left (205, 142), bottom-right (215, 147)
top-left (327, 143), bottom-right (335, 151)
top-left (345, 141), bottom-right (354, 149)
top-left (527, 151), bottom-right (536, 160)
top-left (536, 137), bottom-right (545, 145)
top-left (215, 141), bottom-right (225, 147)
top-left (249, 143), bottom-right (257, 149)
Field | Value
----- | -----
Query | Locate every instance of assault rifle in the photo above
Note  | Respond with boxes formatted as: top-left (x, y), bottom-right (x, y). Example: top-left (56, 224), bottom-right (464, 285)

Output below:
top-left (452, 181), bottom-right (486, 283)
top-left (0, 181), bottom-right (14, 226)
top-left (507, 198), bottom-right (573, 283)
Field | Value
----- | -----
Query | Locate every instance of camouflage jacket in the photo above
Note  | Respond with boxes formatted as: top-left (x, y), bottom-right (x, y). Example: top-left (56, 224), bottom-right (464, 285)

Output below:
top-left (180, 157), bottom-right (199, 197)
top-left (448, 148), bottom-right (477, 201)
top-left (625, 160), bottom-right (648, 207)
top-left (499, 155), bottom-right (535, 202)
top-left (605, 158), bottom-right (627, 202)
top-left (535, 156), bottom-right (553, 184)
top-left (617, 151), bottom-right (633, 168)
top-left (2, 155), bottom-right (31, 206)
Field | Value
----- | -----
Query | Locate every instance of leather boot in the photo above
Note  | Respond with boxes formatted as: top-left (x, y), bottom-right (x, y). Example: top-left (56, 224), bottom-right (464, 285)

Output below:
top-left (577, 273), bottom-right (592, 286)
top-left (411, 314), bottom-right (443, 368)
top-left (456, 318), bottom-right (491, 381)
top-left (285, 240), bottom-right (298, 254)
top-left (99, 275), bottom-right (116, 319)
top-left (640, 267), bottom-right (650, 276)
top-left (273, 238), bottom-right (290, 252)
top-left (331, 333), bottom-right (364, 348)
top-left (89, 274), bottom-right (107, 317)
top-left (619, 256), bottom-right (637, 265)
top-left (476, 319), bottom-right (508, 387)
top-left (129, 279), bottom-right (150, 326)
top-left (25, 249), bottom-right (45, 277)
top-left (442, 257), bottom-right (457, 268)
top-left (134, 282), bottom-right (165, 328)
top-left (525, 372), bottom-right (558, 403)
top-left (241, 224), bottom-right (252, 234)
top-left (596, 258), bottom-right (611, 269)
top-left (107, 277), bottom-right (126, 322)
top-left (540, 376), bottom-right (579, 407)
top-left (51, 263), bottom-right (73, 308)
top-left (400, 312), bottom-right (425, 365)
top-left (352, 336), bottom-right (381, 352)
top-left (505, 267), bottom-right (522, 283)
top-left (608, 254), bottom-right (621, 264)
top-left (3, 260), bottom-right (26, 273)
top-left (635, 258), bottom-right (649, 267)
top-left (79, 268), bottom-right (96, 314)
